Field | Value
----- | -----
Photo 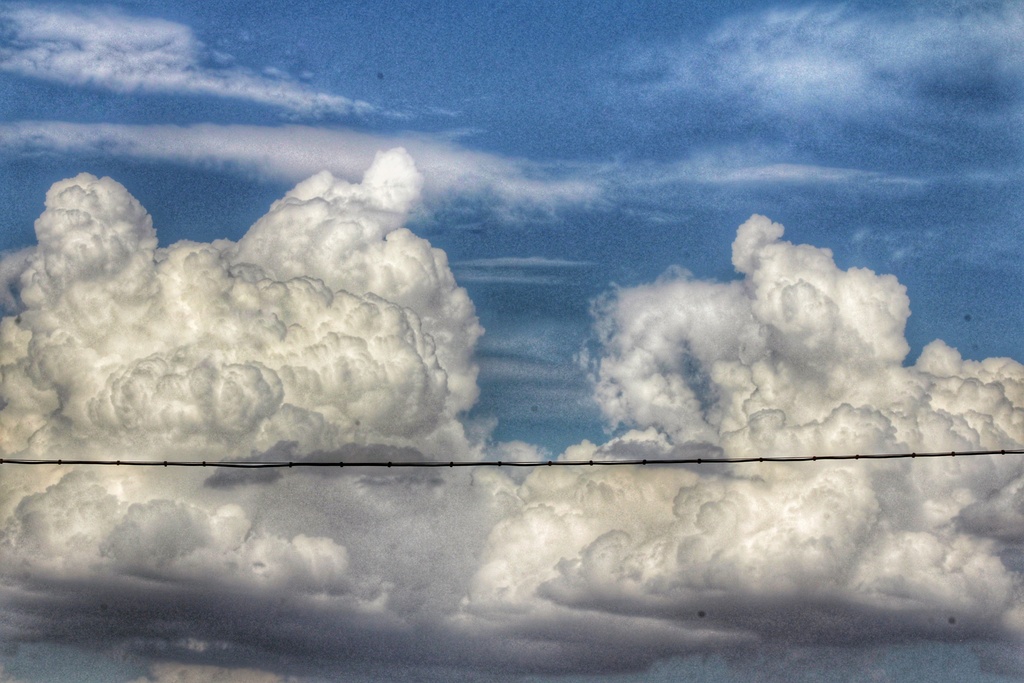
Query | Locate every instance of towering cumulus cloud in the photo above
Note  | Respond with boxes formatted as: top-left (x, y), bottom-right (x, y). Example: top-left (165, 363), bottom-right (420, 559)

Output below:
top-left (0, 152), bottom-right (493, 676)
top-left (0, 148), bottom-right (479, 460)
top-left (461, 216), bottom-right (1024, 672)
top-left (231, 151), bottom-right (481, 415)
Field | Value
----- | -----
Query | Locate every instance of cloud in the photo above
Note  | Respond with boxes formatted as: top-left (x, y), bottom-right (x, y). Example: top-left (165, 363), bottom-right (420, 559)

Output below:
top-left (631, 3), bottom-right (1024, 119)
top-left (0, 5), bottom-right (371, 117)
top-left (128, 662), bottom-right (293, 683)
top-left (587, 214), bottom-right (1024, 454)
top-left (0, 120), bottom-right (927, 213)
top-left (2, 172), bottom-right (1023, 677)
top-left (579, 148), bottom-right (926, 196)
top-left (457, 215), bottom-right (1024, 669)
top-left (4, 470), bottom-right (367, 603)
top-left (0, 247), bottom-right (31, 312)
top-left (452, 256), bottom-right (595, 285)
top-left (0, 121), bottom-right (600, 209)
top-left (454, 257), bottom-right (594, 268)
top-left (0, 155), bottom-right (491, 673)
top-left (0, 149), bottom-right (480, 459)
top-left (696, 162), bottom-right (921, 186)
top-left (0, 664), bottom-right (25, 683)
top-left (0, 155), bottom-right (501, 676)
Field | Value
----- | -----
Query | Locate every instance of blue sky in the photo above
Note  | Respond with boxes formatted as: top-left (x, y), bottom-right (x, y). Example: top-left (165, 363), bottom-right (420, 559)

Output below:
top-left (1, 1), bottom-right (1023, 682)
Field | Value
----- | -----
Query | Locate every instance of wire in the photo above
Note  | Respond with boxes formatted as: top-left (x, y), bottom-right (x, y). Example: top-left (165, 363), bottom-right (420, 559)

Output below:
top-left (0, 448), bottom-right (1022, 468)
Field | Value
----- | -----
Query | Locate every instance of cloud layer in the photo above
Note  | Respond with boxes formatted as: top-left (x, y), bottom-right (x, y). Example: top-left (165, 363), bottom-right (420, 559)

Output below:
top-left (0, 5), bottom-right (371, 117)
top-left (0, 121), bottom-right (600, 209)
top-left (638, 4), bottom-right (1024, 120)
top-left (1, 165), bottom-right (1022, 679)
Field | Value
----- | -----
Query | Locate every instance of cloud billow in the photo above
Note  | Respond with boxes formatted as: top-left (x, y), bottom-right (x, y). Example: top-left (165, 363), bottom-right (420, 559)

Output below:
top-left (460, 215), bottom-right (1024, 671)
top-left (1, 149), bottom-right (479, 460)
top-left (0, 150), bottom-right (496, 677)
top-left (1, 156), bottom-right (1023, 678)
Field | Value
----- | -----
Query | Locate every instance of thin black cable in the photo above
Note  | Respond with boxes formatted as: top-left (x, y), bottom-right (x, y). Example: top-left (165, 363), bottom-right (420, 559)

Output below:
top-left (0, 448), bottom-right (1022, 468)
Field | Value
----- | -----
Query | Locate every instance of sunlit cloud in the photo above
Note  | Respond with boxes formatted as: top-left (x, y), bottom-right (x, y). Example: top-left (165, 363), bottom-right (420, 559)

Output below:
top-left (0, 151), bottom-right (481, 459)
top-left (461, 215), bottom-right (1024, 663)
top-left (1, 165), bottom-right (1022, 676)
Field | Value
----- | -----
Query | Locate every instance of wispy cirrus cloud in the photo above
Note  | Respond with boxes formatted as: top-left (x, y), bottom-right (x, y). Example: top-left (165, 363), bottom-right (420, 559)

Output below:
top-left (627, 3), bottom-right (1024, 118)
top-left (0, 5), bottom-right (372, 117)
top-left (455, 257), bottom-right (594, 268)
top-left (591, 147), bottom-right (926, 198)
top-left (656, 154), bottom-right (924, 186)
top-left (0, 119), bottom-right (929, 229)
top-left (453, 257), bottom-right (595, 285)
top-left (0, 120), bottom-right (601, 207)
top-left (707, 163), bottom-right (913, 185)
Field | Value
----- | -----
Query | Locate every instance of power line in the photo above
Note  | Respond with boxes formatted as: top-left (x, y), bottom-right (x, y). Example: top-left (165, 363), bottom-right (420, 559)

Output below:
top-left (0, 448), bottom-right (1022, 468)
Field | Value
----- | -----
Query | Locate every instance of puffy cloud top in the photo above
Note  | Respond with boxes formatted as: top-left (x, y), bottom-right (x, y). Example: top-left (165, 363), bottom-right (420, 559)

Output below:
top-left (0, 151), bottom-right (480, 460)
top-left (23, 173), bottom-right (158, 305)
top-left (0, 155), bottom-right (491, 678)
top-left (460, 215), bottom-right (1024, 666)
top-left (234, 149), bottom-right (481, 413)
top-left (592, 214), bottom-right (1020, 456)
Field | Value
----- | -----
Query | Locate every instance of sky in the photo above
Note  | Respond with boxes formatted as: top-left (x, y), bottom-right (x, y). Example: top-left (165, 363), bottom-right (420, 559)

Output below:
top-left (0, 1), bottom-right (1023, 681)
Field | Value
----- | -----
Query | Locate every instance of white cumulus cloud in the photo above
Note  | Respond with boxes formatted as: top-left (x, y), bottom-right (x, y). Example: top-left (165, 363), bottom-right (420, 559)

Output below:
top-left (590, 214), bottom-right (1023, 456)
top-left (458, 215), bottom-right (1024, 666)
top-left (2, 175), bottom-right (1024, 677)
top-left (0, 149), bottom-right (479, 460)
top-left (0, 152), bottom-right (498, 677)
